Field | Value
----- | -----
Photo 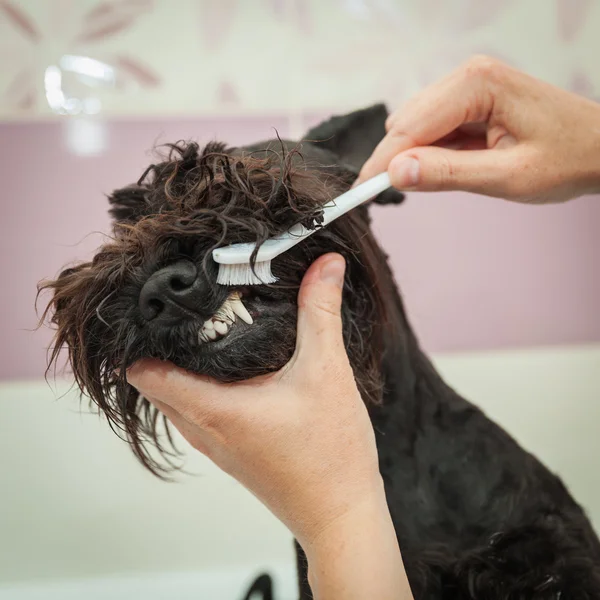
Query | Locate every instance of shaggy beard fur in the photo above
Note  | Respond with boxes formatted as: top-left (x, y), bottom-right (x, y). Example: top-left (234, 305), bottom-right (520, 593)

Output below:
top-left (40, 105), bottom-right (600, 599)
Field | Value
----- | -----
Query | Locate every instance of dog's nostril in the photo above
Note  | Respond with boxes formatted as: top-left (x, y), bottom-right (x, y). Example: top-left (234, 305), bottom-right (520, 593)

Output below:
top-left (169, 276), bottom-right (189, 292)
top-left (139, 260), bottom-right (203, 322)
top-left (146, 298), bottom-right (165, 320)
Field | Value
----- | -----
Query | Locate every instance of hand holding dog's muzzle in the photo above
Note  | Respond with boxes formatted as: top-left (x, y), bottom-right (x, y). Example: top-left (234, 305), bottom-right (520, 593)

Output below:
top-left (127, 253), bottom-right (386, 549)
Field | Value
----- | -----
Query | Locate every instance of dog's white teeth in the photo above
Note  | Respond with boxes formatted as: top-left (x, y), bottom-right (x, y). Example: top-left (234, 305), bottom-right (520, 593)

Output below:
top-left (213, 320), bottom-right (228, 335)
top-left (214, 300), bottom-right (234, 323)
top-left (198, 292), bottom-right (253, 344)
top-left (230, 296), bottom-right (253, 325)
top-left (226, 299), bottom-right (237, 320)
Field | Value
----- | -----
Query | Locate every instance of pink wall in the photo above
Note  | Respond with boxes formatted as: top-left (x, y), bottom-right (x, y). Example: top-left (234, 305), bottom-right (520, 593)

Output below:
top-left (2, 115), bottom-right (600, 381)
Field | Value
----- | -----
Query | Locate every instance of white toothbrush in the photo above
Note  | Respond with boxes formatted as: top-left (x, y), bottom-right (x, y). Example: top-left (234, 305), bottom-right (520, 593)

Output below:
top-left (212, 172), bottom-right (392, 286)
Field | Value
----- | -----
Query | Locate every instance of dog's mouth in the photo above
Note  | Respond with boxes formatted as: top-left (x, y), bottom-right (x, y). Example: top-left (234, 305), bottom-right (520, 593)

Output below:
top-left (190, 286), bottom-right (294, 351)
top-left (128, 257), bottom-right (300, 380)
top-left (197, 290), bottom-right (254, 344)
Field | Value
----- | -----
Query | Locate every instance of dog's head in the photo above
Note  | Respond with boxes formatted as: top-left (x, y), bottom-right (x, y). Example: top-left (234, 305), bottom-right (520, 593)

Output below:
top-left (40, 104), bottom-right (406, 474)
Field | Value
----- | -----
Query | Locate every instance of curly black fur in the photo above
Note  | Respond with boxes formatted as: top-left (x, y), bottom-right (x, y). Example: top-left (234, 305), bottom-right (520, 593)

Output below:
top-left (40, 104), bottom-right (600, 598)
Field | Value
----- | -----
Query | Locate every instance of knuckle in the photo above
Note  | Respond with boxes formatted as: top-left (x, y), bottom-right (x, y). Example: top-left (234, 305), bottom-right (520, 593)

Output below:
top-left (464, 55), bottom-right (503, 80)
top-left (388, 122), bottom-right (405, 137)
top-left (454, 55), bottom-right (505, 124)
top-left (387, 123), bottom-right (415, 145)
top-left (431, 152), bottom-right (457, 190)
top-left (312, 297), bottom-right (341, 319)
top-left (502, 151), bottom-right (538, 199)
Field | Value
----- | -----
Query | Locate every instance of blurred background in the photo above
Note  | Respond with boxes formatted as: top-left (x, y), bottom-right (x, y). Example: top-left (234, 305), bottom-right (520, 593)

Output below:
top-left (1, 1), bottom-right (599, 598)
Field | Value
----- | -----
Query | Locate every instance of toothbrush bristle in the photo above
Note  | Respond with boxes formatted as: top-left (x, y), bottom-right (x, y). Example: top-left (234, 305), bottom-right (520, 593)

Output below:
top-left (216, 261), bottom-right (277, 286)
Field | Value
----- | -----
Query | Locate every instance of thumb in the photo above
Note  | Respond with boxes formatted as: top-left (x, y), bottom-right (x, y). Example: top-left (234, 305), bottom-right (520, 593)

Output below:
top-left (293, 253), bottom-right (346, 364)
top-left (389, 146), bottom-right (518, 197)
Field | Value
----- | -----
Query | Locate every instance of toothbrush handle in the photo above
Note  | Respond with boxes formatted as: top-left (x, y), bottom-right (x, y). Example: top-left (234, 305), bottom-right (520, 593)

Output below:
top-left (213, 173), bottom-right (392, 264)
top-left (321, 172), bottom-right (391, 225)
top-left (262, 172), bottom-right (392, 259)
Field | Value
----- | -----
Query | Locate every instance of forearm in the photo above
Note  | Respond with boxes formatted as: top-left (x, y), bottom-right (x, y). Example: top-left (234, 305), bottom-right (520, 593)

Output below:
top-left (303, 485), bottom-right (413, 600)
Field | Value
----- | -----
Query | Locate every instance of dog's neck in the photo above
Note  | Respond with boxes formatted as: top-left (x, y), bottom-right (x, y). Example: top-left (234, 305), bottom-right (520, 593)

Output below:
top-left (374, 256), bottom-right (450, 415)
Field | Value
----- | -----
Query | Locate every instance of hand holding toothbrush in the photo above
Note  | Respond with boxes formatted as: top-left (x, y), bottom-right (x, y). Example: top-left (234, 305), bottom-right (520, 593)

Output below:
top-left (358, 56), bottom-right (600, 204)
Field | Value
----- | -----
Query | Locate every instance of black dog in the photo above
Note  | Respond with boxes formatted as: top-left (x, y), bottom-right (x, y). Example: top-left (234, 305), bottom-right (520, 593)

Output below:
top-left (41, 104), bottom-right (600, 599)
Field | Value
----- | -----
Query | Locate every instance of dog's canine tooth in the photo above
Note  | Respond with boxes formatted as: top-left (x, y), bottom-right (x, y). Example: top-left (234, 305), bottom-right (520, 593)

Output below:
top-left (205, 328), bottom-right (217, 340)
top-left (203, 320), bottom-right (214, 331)
top-left (230, 296), bottom-right (253, 325)
top-left (214, 321), bottom-right (228, 335)
top-left (214, 299), bottom-right (231, 322)
top-left (223, 300), bottom-right (235, 322)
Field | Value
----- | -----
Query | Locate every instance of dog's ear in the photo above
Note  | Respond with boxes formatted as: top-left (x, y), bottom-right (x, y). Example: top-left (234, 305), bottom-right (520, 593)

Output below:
top-left (107, 184), bottom-right (150, 223)
top-left (303, 104), bottom-right (404, 206)
top-left (303, 103), bottom-right (389, 169)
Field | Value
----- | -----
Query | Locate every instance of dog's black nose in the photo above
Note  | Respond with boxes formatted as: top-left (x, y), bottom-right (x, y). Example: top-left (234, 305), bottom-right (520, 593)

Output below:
top-left (139, 260), bottom-right (208, 323)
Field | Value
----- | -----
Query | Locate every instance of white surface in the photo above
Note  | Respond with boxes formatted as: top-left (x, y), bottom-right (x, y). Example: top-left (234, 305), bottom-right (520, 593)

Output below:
top-left (0, 344), bottom-right (599, 596)
top-left (0, 386), bottom-right (296, 585)
top-left (0, 567), bottom-right (297, 600)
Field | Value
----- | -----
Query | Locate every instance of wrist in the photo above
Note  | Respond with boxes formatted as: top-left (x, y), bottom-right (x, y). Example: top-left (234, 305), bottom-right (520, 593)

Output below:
top-left (295, 474), bottom-right (388, 551)
top-left (302, 486), bottom-right (413, 600)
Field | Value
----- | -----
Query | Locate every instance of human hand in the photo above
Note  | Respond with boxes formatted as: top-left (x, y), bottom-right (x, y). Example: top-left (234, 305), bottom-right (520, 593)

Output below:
top-left (127, 253), bottom-right (384, 548)
top-left (359, 56), bottom-right (600, 203)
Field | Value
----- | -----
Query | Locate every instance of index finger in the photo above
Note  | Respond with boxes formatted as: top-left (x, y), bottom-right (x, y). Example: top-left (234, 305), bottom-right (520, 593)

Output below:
top-left (127, 358), bottom-right (283, 420)
top-left (357, 58), bottom-right (497, 183)
top-left (127, 359), bottom-right (222, 414)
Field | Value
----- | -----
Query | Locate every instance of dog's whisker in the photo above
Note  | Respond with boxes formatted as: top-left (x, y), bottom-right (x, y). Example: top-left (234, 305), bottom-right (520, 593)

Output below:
top-left (95, 291), bottom-right (117, 328)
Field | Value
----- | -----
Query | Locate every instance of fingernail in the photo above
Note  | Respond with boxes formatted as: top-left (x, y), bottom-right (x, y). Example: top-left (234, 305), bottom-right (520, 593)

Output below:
top-left (391, 157), bottom-right (420, 188)
top-left (320, 257), bottom-right (345, 288)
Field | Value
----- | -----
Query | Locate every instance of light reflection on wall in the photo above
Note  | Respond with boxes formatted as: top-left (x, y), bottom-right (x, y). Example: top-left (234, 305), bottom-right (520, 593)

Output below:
top-left (44, 55), bottom-right (114, 156)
